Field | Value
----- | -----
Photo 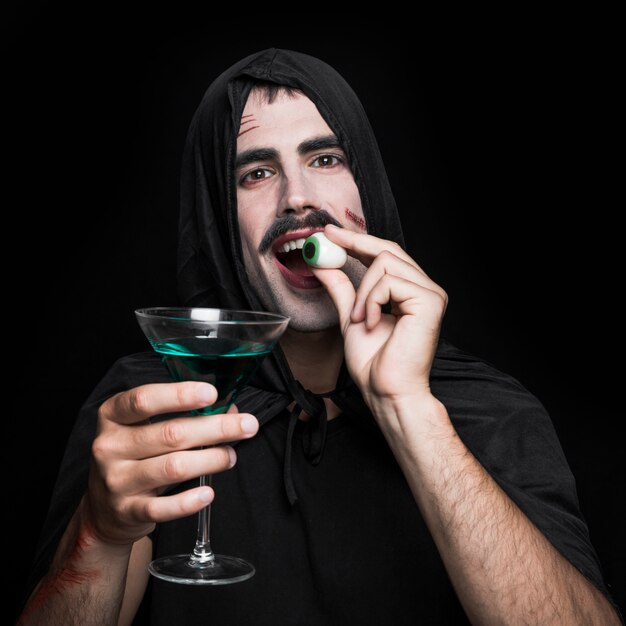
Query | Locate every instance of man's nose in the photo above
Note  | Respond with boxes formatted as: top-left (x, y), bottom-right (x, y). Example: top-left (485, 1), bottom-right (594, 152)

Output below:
top-left (277, 170), bottom-right (319, 216)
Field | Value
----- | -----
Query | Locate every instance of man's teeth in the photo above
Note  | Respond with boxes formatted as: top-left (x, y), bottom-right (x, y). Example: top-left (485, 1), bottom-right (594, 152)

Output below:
top-left (277, 238), bottom-right (307, 254)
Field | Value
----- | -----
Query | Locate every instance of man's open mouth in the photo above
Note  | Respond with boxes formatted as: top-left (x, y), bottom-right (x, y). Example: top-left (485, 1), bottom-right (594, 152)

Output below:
top-left (271, 228), bottom-right (325, 289)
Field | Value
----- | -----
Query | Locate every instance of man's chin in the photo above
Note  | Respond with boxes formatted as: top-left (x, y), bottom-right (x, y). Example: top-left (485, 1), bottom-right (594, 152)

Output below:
top-left (245, 267), bottom-right (339, 330)
top-left (270, 299), bottom-right (340, 333)
top-left (287, 318), bottom-right (340, 333)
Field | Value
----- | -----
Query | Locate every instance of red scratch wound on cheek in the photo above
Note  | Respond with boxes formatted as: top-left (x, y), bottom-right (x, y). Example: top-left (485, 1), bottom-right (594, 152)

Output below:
top-left (345, 207), bottom-right (366, 230)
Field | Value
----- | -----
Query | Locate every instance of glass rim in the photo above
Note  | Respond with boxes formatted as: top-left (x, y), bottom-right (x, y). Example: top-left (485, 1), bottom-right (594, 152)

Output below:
top-left (134, 307), bottom-right (290, 325)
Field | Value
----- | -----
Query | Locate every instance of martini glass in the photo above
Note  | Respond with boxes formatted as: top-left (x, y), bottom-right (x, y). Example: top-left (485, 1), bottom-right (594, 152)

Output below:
top-left (135, 307), bottom-right (289, 585)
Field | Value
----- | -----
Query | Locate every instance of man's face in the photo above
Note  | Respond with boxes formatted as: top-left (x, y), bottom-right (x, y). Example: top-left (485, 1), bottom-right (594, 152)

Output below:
top-left (236, 90), bottom-right (367, 332)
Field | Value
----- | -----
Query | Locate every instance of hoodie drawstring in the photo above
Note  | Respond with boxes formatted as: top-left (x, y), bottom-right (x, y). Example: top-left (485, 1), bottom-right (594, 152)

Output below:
top-left (283, 379), bottom-right (329, 505)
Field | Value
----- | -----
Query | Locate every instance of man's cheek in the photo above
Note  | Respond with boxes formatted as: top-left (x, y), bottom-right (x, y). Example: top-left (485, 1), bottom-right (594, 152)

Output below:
top-left (345, 207), bottom-right (366, 231)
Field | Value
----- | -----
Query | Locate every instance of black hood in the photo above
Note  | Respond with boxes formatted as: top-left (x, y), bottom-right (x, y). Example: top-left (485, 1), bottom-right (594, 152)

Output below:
top-left (177, 47), bottom-right (405, 311)
top-left (175, 49), bottom-right (406, 497)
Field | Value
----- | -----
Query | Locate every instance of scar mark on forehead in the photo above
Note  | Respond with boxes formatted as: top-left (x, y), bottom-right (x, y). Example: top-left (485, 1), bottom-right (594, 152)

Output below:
top-left (345, 207), bottom-right (366, 230)
top-left (238, 117), bottom-right (257, 137)
top-left (237, 125), bottom-right (260, 137)
top-left (238, 115), bottom-right (259, 137)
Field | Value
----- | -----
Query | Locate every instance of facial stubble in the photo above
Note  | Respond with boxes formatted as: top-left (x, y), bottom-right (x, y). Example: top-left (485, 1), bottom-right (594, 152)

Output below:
top-left (246, 255), bottom-right (365, 333)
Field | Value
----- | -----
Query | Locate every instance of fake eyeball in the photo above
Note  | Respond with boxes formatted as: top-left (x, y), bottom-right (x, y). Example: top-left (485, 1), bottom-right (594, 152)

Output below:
top-left (302, 232), bottom-right (348, 268)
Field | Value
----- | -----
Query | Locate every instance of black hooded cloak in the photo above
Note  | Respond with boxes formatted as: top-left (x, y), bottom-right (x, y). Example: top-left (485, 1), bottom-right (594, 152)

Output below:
top-left (24, 49), bottom-right (614, 625)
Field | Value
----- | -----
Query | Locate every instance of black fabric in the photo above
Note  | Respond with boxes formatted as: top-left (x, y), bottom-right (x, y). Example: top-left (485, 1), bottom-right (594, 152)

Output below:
top-left (24, 48), bottom-right (616, 621)
top-left (27, 343), bottom-right (611, 624)
top-left (146, 340), bottom-right (613, 624)
top-left (149, 392), bottom-right (468, 625)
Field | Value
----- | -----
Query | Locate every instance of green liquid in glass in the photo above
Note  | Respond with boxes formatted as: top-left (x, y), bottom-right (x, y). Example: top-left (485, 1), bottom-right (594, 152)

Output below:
top-left (153, 337), bottom-right (271, 415)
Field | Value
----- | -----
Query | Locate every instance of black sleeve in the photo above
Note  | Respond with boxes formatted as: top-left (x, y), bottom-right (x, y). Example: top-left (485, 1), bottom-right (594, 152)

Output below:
top-left (430, 340), bottom-right (618, 610)
top-left (21, 351), bottom-right (169, 607)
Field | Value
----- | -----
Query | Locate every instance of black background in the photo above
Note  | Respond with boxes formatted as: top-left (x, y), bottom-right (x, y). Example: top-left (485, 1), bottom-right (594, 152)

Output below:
top-left (6, 5), bottom-right (624, 623)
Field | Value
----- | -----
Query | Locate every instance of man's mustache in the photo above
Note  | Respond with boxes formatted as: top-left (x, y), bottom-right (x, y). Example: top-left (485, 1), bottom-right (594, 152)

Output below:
top-left (258, 210), bottom-right (342, 254)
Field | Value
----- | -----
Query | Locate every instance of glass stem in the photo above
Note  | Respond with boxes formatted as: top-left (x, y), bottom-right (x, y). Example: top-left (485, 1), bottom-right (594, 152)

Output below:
top-left (191, 473), bottom-right (214, 563)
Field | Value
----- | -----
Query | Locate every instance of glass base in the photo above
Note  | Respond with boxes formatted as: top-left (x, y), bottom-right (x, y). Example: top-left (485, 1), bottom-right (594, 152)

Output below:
top-left (148, 554), bottom-right (255, 585)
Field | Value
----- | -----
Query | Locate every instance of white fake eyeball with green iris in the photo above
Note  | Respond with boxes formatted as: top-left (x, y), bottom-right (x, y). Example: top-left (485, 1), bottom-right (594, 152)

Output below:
top-left (302, 232), bottom-right (347, 268)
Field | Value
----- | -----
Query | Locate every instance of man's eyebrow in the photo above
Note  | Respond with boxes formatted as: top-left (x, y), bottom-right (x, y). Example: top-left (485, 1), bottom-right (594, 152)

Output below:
top-left (235, 147), bottom-right (279, 171)
top-left (234, 135), bottom-right (342, 171)
top-left (298, 134), bottom-right (342, 155)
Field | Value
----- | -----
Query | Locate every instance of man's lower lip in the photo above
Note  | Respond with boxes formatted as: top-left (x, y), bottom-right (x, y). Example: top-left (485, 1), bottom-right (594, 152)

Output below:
top-left (274, 258), bottom-right (322, 289)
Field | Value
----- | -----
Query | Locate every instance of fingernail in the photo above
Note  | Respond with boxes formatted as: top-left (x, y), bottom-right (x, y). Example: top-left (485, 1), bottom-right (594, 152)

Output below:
top-left (227, 447), bottom-right (237, 468)
top-left (326, 224), bottom-right (339, 231)
top-left (198, 384), bottom-right (215, 402)
top-left (198, 489), bottom-right (213, 504)
top-left (241, 415), bottom-right (258, 434)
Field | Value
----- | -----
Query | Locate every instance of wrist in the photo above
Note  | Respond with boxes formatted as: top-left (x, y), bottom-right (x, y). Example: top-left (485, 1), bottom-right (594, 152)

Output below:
top-left (77, 496), bottom-right (136, 557)
top-left (367, 391), bottom-right (455, 453)
top-left (366, 388), bottom-right (442, 422)
top-left (44, 497), bottom-right (133, 593)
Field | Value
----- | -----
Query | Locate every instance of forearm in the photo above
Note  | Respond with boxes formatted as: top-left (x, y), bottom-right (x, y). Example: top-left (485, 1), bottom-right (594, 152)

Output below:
top-left (18, 498), bottom-right (133, 626)
top-left (370, 394), bottom-right (620, 625)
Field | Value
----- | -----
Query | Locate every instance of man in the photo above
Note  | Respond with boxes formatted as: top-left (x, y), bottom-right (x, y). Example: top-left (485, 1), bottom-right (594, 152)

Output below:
top-left (19, 49), bottom-right (621, 625)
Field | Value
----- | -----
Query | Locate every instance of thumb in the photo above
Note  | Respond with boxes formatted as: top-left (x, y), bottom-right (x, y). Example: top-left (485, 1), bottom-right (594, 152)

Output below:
top-left (311, 268), bottom-right (356, 334)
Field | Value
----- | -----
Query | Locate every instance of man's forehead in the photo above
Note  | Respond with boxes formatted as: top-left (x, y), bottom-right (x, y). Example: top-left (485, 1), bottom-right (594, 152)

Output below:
top-left (238, 90), bottom-right (331, 139)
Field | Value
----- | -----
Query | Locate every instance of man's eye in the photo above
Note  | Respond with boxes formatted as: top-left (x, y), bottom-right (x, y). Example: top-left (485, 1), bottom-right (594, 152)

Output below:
top-left (311, 154), bottom-right (343, 168)
top-left (241, 168), bottom-right (274, 185)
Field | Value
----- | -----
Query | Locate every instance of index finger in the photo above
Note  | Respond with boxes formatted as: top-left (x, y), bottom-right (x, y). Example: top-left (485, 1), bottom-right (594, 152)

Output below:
top-left (100, 382), bottom-right (218, 425)
top-left (323, 224), bottom-right (423, 272)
